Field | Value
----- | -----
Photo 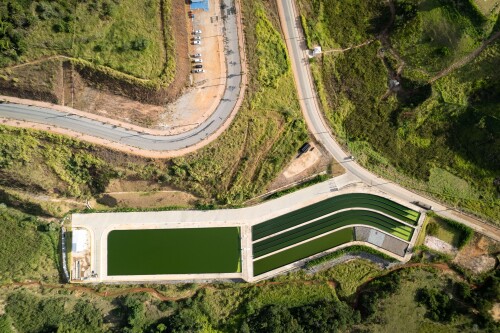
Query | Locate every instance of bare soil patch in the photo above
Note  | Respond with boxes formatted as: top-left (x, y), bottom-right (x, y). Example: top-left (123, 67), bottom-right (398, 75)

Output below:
top-left (424, 235), bottom-right (458, 255)
top-left (453, 235), bottom-right (499, 274)
top-left (283, 143), bottom-right (323, 178)
top-left (267, 142), bottom-right (342, 192)
top-left (473, 0), bottom-right (500, 16)
top-left (160, 0), bottom-right (226, 131)
top-left (491, 303), bottom-right (500, 322)
top-left (96, 191), bottom-right (197, 209)
top-left (98, 179), bottom-right (197, 208)
top-left (105, 179), bottom-right (176, 193)
top-left (69, 70), bottom-right (168, 128)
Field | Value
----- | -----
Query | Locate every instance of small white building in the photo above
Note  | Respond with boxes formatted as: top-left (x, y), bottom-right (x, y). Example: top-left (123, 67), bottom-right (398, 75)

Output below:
top-left (312, 46), bottom-right (322, 56)
top-left (72, 229), bottom-right (88, 253)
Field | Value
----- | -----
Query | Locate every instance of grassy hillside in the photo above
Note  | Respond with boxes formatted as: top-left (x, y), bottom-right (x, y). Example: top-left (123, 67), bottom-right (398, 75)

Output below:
top-left (0, 257), bottom-right (497, 332)
top-left (0, 0), bottom-right (309, 210)
top-left (0, 207), bottom-right (59, 283)
top-left (298, 0), bottom-right (500, 222)
top-left (0, 0), bottom-right (173, 83)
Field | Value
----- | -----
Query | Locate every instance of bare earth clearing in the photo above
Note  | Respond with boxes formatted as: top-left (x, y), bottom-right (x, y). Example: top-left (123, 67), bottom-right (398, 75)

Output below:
top-left (453, 235), bottom-right (499, 274)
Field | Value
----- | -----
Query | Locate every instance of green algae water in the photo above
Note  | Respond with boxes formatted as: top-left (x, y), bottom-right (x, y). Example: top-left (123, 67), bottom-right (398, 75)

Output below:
top-left (107, 227), bottom-right (241, 275)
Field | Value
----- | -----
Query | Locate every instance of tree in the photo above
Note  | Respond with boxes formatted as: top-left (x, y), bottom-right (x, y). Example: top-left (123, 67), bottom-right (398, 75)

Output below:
top-left (426, 222), bottom-right (439, 236)
top-left (292, 300), bottom-right (361, 333)
top-left (415, 288), bottom-right (457, 322)
top-left (248, 305), bottom-right (303, 333)
top-left (121, 296), bottom-right (146, 333)
top-left (131, 37), bottom-right (149, 51)
top-left (166, 308), bottom-right (204, 333)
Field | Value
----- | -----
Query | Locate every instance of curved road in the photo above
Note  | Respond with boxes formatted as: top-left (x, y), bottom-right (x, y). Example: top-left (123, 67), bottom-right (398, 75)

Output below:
top-left (277, 0), bottom-right (499, 241)
top-left (0, 0), bottom-right (242, 152)
top-left (0, 0), bottom-right (497, 240)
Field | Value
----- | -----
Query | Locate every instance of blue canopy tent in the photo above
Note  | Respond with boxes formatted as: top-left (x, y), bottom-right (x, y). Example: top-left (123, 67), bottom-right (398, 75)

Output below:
top-left (190, 0), bottom-right (209, 11)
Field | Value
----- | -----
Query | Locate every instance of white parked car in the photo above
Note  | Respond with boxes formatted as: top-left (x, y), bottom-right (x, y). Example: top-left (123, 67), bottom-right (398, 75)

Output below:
top-left (192, 69), bottom-right (205, 73)
top-left (193, 30), bottom-right (202, 34)
top-left (192, 58), bottom-right (202, 63)
top-left (192, 40), bottom-right (201, 45)
top-left (192, 53), bottom-right (202, 58)
top-left (193, 36), bottom-right (201, 41)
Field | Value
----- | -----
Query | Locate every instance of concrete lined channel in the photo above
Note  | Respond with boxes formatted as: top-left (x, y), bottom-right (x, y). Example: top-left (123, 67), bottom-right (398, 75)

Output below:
top-left (70, 179), bottom-right (424, 283)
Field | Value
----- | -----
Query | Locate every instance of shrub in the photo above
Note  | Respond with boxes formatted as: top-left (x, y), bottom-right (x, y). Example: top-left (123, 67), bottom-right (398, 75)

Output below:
top-left (131, 37), bottom-right (149, 51)
top-left (426, 222), bottom-right (439, 236)
top-left (415, 287), bottom-right (457, 322)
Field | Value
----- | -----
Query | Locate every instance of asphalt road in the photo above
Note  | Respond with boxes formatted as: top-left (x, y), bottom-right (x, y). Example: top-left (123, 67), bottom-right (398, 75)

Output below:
top-left (0, 0), bottom-right (242, 152)
top-left (278, 0), bottom-right (500, 241)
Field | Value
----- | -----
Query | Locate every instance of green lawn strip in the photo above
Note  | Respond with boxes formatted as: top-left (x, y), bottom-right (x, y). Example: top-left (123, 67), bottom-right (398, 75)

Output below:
top-left (253, 194), bottom-right (418, 240)
top-left (108, 227), bottom-right (241, 275)
top-left (253, 228), bottom-right (354, 276)
top-left (253, 211), bottom-right (412, 258)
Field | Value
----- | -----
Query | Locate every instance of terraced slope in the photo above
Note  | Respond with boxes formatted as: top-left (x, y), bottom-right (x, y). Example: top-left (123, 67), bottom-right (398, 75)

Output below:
top-left (253, 210), bottom-right (413, 258)
top-left (253, 193), bottom-right (419, 241)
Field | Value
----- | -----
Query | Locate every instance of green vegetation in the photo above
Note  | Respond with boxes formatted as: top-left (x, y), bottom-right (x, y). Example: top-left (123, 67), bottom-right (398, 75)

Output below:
top-left (246, 300), bottom-right (360, 333)
top-left (0, 206), bottom-right (59, 283)
top-left (5, 291), bottom-right (103, 333)
top-left (0, 0), bottom-right (174, 84)
top-left (253, 193), bottom-right (419, 241)
top-left (0, 0), bottom-right (308, 213)
top-left (298, 0), bottom-right (500, 223)
top-left (107, 227), bottom-right (241, 275)
top-left (0, 126), bottom-right (115, 199)
top-left (254, 5), bottom-right (289, 87)
top-left (254, 210), bottom-right (413, 258)
top-left (0, 244), bottom-right (498, 333)
top-left (322, 259), bottom-right (382, 297)
top-left (425, 213), bottom-right (474, 248)
top-left (391, 0), bottom-right (489, 73)
top-left (163, 0), bottom-right (308, 205)
top-left (304, 245), bottom-right (397, 268)
top-left (416, 269), bottom-right (499, 330)
top-left (264, 174), bottom-right (330, 200)
top-left (298, 0), bottom-right (389, 49)
top-left (253, 228), bottom-right (353, 275)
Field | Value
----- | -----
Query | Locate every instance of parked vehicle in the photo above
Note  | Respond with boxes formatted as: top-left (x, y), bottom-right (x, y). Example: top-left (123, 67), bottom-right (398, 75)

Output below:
top-left (193, 36), bottom-right (201, 41)
top-left (299, 142), bottom-right (311, 154)
top-left (193, 30), bottom-right (202, 34)
top-left (192, 58), bottom-right (202, 63)
top-left (192, 53), bottom-right (202, 58)
top-left (412, 201), bottom-right (433, 210)
top-left (192, 40), bottom-right (201, 45)
top-left (192, 69), bottom-right (205, 73)
top-left (194, 64), bottom-right (203, 69)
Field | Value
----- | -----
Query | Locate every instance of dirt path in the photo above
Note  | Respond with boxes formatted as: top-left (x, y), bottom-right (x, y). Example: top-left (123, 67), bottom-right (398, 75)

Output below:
top-left (1, 55), bottom-right (71, 71)
top-left (6, 282), bottom-right (187, 301)
top-left (322, 39), bottom-right (375, 54)
top-left (4, 278), bottom-right (335, 302)
top-left (1, 263), bottom-right (458, 302)
top-left (429, 30), bottom-right (500, 83)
